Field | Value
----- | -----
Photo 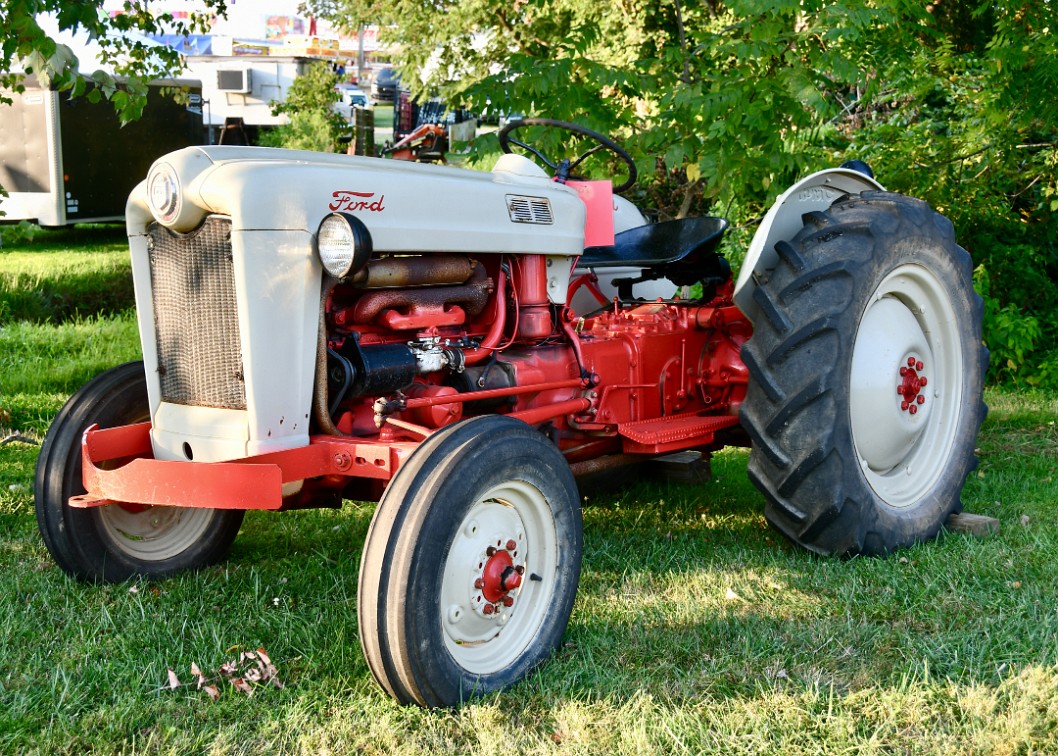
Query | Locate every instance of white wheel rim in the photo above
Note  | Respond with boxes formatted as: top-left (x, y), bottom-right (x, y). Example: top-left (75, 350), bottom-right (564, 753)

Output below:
top-left (95, 505), bottom-right (217, 562)
top-left (440, 479), bottom-right (558, 675)
top-left (850, 263), bottom-right (963, 509)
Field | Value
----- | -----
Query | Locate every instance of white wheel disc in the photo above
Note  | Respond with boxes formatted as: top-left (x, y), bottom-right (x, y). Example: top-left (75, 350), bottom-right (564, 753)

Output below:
top-left (850, 263), bottom-right (963, 509)
top-left (440, 480), bottom-right (558, 674)
top-left (96, 505), bottom-right (218, 561)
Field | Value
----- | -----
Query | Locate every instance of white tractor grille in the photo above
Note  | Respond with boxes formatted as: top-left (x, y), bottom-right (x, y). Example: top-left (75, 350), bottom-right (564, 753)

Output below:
top-left (147, 217), bottom-right (246, 410)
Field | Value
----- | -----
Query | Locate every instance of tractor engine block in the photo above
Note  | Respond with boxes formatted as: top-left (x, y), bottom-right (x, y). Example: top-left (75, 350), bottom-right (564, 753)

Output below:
top-left (322, 252), bottom-right (750, 448)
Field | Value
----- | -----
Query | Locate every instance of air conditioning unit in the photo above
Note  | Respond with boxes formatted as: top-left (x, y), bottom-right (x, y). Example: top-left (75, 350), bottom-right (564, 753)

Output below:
top-left (217, 69), bottom-right (252, 94)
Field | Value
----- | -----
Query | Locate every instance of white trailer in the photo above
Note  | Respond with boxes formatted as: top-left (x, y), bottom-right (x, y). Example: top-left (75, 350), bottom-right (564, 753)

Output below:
top-left (183, 55), bottom-right (324, 143)
top-left (0, 77), bottom-right (203, 227)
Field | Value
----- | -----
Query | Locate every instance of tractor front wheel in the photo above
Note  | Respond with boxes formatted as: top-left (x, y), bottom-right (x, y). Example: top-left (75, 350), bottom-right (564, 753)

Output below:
top-left (34, 361), bottom-right (245, 582)
top-left (740, 192), bottom-right (987, 556)
top-left (358, 415), bottom-right (582, 706)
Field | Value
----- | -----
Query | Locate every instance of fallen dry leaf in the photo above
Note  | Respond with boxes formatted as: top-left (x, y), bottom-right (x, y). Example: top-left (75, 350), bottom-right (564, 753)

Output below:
top-left (168, 646), bottom-right (284, 701)
top-left (190, 662), bottom-right (208, 689)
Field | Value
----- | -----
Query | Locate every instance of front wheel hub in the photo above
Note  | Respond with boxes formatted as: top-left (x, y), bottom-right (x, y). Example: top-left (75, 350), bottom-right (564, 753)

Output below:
top-left (480, 547), bottom-right (522, 604)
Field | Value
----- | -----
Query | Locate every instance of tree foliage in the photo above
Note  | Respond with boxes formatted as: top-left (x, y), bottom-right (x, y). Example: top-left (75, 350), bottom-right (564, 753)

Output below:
top-left (0, 0), bottom-right (225, 122)
top-left (330, 0), bottom-right (1055, 386)
top-left (260, 61), bottom-right (345, 153)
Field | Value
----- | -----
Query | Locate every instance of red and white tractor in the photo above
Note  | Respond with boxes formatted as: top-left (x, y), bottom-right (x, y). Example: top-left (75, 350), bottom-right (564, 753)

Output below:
top-left (34, 119), bottom-right (986, 707)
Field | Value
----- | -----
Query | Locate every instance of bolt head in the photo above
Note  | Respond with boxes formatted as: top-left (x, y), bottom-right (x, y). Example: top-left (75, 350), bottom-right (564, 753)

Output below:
top-left (909, 405), bottom-right (918, 415)
top-left (502, 596), bottom-right (514, 607)
top-left (505, 539), bottom-right (517, 551)
top-left (483, 604), bottom-right (495, 615)
top-left (474, 578), bottom-right (484, 589)
top-left (907, 357), bottom-right (916, 367)
top-left (916, 360), bottom-right (924, 371)
top-left (916, 395), bottom-right (925, 405)
top-left (901, 401), bottom-right (909, 411)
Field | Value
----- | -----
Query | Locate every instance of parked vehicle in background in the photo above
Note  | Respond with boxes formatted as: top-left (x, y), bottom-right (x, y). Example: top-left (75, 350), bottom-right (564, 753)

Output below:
top-left (0, 76), bottom-right (203, 227)
top-left (370, 67), bottom-right (400, 102)
top-left (334, 85), bottom-right (371, 122)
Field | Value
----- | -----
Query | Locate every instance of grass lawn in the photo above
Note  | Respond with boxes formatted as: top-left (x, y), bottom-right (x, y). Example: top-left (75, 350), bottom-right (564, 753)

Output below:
top-left (1, 228), bottom-right (1057, 753)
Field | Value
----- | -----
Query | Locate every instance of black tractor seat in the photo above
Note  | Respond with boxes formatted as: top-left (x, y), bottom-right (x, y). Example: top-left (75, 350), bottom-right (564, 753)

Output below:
top-left (580, 216), bottom-right (728, 269)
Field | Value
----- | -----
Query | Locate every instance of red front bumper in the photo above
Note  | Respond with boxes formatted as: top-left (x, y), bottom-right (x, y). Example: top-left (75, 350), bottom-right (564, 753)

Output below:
top-left (72, 422), bottom-right (417, 510)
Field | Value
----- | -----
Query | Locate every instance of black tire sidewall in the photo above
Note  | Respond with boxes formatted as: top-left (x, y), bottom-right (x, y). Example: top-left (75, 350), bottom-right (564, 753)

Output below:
top-left (741, 193), bottom-right (986, 555)
top-left (410, 434), bottom-right (580, 705)
top-left (364, 416), bottom-right (582, 707)
top-left (34, 362), bottom-right (244, 582)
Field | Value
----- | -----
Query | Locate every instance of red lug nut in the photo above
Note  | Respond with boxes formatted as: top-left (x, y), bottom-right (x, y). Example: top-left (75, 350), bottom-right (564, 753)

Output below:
top-left (506, 539), bottom-right (517, 551)
top-left (483, 604), bottom-right (495, 615)
top-left (502, 596), bottom-right (514, 607)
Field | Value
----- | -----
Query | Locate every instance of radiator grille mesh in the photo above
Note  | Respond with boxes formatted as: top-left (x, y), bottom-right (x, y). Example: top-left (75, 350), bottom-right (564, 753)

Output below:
top-left (148, 217), bottom-right (246, 410)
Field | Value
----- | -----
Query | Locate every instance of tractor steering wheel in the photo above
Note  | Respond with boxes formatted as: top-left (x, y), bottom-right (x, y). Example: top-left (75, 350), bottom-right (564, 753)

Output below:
top-left (497, 118), bottom-right (638, 194)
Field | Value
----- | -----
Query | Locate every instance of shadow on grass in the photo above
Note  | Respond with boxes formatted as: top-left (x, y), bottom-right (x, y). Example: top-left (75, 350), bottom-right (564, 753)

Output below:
top-left (196, 464), bottom-right (1002, 707)
top-left (6, 407), bottom-right (1055, 724)
top-left (0, 223), bottom-right (127, 251)
top-left (1, 224), bottom-right (134, 323)
top-left (0, 271), bottom-right (135, 323)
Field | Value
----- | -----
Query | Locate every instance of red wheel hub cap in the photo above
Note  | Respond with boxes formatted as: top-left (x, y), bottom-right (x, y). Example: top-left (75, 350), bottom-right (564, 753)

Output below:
top-left (897, 356), bottom-right (928, 415)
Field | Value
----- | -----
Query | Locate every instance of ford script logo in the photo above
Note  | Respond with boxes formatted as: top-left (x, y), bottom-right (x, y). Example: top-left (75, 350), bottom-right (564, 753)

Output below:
top-left (329, 190), bottom-right (386, 212)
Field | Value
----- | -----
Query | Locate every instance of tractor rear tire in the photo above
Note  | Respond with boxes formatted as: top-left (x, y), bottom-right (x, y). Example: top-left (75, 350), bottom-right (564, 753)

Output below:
top-left (34, 361), bottom-right (245, 582)
top-left (740, 191), bottom-right (987, 556)
top-left (358, 415), bottom-right (582, 707)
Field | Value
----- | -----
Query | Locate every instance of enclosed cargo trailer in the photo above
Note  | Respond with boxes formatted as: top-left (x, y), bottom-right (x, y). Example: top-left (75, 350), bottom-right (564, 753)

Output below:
top-left (0, 77), bottom-right (203, 227)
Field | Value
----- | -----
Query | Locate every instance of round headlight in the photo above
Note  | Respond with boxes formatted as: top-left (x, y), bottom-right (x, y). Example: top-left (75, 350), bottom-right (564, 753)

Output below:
top-left (316, 212), bottom-right (372, 279)
top-left (147, 162), bottom-right (181, 224)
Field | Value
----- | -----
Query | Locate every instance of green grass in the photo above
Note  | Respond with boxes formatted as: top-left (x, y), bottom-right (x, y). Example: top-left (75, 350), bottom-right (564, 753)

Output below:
top-left (0, 224), bottom-right (133, 324)
top-left (2, 230), bottom-right (1058, 753)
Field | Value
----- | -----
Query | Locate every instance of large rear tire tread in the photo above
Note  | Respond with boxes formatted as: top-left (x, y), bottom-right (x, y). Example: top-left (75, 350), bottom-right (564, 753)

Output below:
top-left (740, 191), bottom-right (987, 556)
top-left (34, 361), bottom-right (245, 582)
